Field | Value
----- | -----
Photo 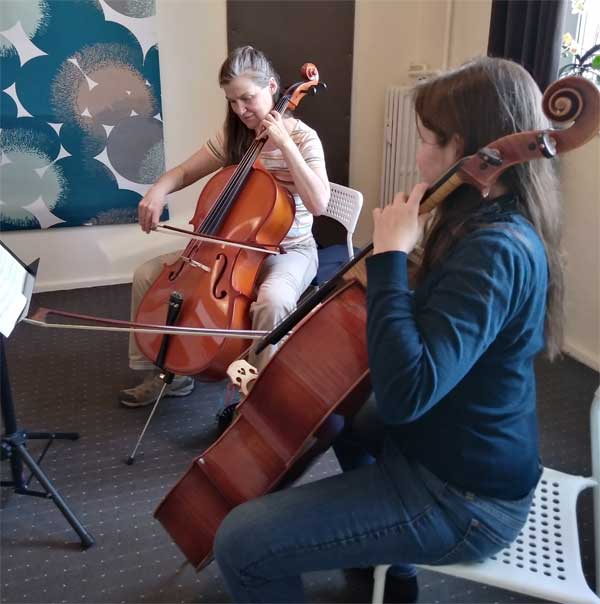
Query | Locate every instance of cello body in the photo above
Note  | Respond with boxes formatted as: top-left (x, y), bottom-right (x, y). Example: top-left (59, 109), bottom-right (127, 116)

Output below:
top-left (134, 165), bottom-right (294, 380)
top-left (133, 62), bottom-right (324, 381)
top-left (154, 280), bottom-right (371, 568)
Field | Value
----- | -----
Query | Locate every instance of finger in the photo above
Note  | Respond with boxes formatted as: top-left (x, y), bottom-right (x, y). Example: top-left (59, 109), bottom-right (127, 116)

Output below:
top-left (391, 191), bottom-right (408, 207)
top-left (408, 182), bottom-right (429, 204)
top-left (138, 207), bottom-right (148, 231)
top-left (151, 209), bottom-right (161, 230)
top-left (143, 209), bottom-right (153, 233)
top-left (406, 182), bottom-right (428, 212)
top-left (417, 213), bottom-right (430, 229)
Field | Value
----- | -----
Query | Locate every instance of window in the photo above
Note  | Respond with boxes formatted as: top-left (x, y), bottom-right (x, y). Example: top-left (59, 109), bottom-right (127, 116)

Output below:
top-left (559, 0), bottom-right (600, 84)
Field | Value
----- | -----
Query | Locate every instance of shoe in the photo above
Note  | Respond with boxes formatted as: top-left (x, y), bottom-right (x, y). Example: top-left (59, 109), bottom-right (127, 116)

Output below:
top-left (384, 574), bottom-right (419, 603)
top-left (119, 374), bottom-right (194, 408)
top-left (346, 568), bottom-right (418, 604)
top-left (216, 403), bottom-right (238, 434)
top-left (215, 387), bottom-right (242, 434)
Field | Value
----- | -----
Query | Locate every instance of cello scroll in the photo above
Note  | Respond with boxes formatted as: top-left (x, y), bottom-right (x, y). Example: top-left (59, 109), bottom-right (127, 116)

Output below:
top-left (421, 75), bottom-right (600, 210)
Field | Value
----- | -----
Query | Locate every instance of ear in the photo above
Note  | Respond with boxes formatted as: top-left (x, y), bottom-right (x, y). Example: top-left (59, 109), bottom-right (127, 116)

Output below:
top-left (449, 133), bottom-right (464, 160)
top-left (268, 77), bottom-right (278, 96)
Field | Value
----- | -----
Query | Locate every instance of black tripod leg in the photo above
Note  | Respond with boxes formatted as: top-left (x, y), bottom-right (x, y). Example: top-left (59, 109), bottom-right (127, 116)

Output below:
top-left (1, 335), bottom-right (94, 548)
top-left (26, 432), bottom-right (79, 440)
top-left (14, 442), bottom-right (95, 549)
top-left (2, 440), bottom-right (25, 490)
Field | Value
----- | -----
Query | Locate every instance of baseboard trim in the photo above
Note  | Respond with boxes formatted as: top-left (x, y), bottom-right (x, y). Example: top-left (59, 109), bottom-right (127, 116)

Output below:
top-left (33, 276), bottom-right (133, 293)
top-left (562, 340), bottom-right (600, 372)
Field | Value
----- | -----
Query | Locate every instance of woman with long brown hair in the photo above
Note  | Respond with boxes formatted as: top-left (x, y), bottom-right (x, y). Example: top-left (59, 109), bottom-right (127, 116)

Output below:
top-left (212, 56), bottom-right (564, 603)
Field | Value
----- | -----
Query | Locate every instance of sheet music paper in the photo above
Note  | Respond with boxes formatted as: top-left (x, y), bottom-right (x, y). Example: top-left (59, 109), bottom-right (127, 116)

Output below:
top-left (0, 244), bottom-right (28, 337)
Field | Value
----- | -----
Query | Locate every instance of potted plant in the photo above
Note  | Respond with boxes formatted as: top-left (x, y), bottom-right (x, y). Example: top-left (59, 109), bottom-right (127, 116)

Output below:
top-left (559, 36), bottom-right (600, 84)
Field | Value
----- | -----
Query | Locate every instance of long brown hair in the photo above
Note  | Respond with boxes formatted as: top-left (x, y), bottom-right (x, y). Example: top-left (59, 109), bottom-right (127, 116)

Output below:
top-left (413, 57), bottom-right (564, 359)
top-left (218, 46), bottom-right (281, 165)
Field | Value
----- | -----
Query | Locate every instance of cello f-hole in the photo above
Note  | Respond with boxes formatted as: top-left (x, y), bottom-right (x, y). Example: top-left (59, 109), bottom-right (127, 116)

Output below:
top-left (211, 254), bottom-right (229, 299)
top-left (168, 259), bottom-right (186, 282)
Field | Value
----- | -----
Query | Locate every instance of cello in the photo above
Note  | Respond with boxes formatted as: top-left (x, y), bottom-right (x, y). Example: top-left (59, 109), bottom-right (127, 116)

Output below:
top-left (154, 75), bottom-right (600, 570)
top-left (133, 64), bottom-right (324, 380)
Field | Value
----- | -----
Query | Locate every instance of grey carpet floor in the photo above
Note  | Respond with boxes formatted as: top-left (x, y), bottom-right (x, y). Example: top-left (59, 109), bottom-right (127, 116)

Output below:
top-left (1, 284), bottom-right (598, 604)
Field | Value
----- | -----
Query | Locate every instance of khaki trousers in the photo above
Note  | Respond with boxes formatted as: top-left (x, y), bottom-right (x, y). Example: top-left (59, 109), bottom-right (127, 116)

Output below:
top-left (128, 241), bottom-right (318, 373)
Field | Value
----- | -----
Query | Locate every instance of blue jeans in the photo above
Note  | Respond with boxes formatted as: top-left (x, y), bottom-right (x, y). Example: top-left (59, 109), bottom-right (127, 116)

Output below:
top-left (213, 399), bottom-right (535, 603)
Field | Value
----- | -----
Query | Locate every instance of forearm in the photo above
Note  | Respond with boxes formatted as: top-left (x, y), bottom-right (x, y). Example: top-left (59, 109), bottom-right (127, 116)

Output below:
top-left (149, 166), bottom-right (186, 196)
top-left (280, 142), bottom-right (329, 215)
top-left (149, 146), bottom-right (222, 197)
top-left (366, 252), bottom-right (430, 423)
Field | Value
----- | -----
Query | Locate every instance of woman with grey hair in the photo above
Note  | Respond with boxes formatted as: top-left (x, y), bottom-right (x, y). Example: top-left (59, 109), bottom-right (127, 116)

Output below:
top-left (119, 46), bottom-right (329, 408)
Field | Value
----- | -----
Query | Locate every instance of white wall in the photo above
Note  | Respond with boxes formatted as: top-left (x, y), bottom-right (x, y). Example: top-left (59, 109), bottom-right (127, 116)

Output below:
top-left (560, 139), bottom-right (600, 369)
top-left (1, 0), bottom-right (227, 292)
top-left (350, 0), bottom-right (492, 246)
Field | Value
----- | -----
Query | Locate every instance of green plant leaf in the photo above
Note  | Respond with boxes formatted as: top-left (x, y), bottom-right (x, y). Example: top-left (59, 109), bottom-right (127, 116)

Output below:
top-left (579, 44), bottom-right (600, 64)
top-left (592, 54), bottom-right (600, 70)
top-left (559, 63), bottom-right (576, 76)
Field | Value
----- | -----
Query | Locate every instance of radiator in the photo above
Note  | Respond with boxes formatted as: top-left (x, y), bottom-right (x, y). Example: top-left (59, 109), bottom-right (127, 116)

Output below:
top-left (380, 86), bottom-right (420, 207)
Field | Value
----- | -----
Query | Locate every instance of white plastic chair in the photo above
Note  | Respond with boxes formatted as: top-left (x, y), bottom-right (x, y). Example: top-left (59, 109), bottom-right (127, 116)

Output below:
top-left (372, 386), bottom-right (600, 604)
top-left (323, 182), bottom-right (363, 260)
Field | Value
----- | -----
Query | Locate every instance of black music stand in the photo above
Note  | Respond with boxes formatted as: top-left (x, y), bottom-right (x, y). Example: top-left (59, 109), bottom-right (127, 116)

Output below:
top-left (0, 242), bottom-right (94, 549)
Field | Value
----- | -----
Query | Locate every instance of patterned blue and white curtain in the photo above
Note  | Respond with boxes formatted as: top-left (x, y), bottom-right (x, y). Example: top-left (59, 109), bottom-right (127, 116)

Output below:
top-left (0, 0), bottom-right (167, 231)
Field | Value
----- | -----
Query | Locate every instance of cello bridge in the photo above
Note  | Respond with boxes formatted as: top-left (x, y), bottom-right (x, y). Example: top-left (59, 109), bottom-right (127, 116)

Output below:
top-left (181, 256), bottom-right (211, 272)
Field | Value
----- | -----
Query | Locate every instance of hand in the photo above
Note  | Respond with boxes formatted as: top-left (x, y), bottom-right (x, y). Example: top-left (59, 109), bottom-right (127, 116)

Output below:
top-left (372, 183), bottom-right (430, 255)
top-left (138, 188), bottom-right (167, 233)
top-left (256, 111), bottom-right (293, 151)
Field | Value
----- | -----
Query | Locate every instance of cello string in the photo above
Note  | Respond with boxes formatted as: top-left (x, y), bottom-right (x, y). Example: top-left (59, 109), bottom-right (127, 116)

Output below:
top-left (182, 135), bottom-right (266, 257)
top-left (184, 133), bottom-right (269, 259)
top-left (199, 96), bottom-right (289, 236)
top-left (199, 95), bottom-right (290, 236)
top-left (199, 114), bottom-right (278, 235)
top-left (203, 94), bottom-right (290, 233)
top-left (199, 139), bottom-right (263, 234)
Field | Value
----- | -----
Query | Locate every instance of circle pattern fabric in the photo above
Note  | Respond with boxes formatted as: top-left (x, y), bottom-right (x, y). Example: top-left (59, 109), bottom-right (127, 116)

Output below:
top-left (0, 0), bottom-right (166, 231)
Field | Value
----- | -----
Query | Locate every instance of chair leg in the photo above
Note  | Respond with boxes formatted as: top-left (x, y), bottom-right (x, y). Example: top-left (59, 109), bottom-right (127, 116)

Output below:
top-left (372, 564), bottom-right (391, 604)
top-left (591, 388), bottom-right (600, 596)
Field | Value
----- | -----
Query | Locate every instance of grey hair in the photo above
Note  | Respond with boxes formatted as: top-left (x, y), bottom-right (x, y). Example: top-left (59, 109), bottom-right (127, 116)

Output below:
top-left (219, 46), bottom-right (280, 92)
top-left (218, 46), bottom-right (281, 165)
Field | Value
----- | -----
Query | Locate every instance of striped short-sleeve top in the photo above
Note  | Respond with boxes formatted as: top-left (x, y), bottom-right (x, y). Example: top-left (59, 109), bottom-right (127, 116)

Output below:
top-left (205, 119), bottom-right (326, 249)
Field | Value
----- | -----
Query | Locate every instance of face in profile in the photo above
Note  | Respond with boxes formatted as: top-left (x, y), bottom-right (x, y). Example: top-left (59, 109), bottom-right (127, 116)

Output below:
top-left (415, 118), bottom-right (463, 184)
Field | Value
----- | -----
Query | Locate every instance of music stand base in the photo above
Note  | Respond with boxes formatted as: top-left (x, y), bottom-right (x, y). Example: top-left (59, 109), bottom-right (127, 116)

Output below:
top-left (27, 431), bottom-right (79, 441)
top-left (1, 431), bottom-right (95, 549)
top-left (1, 335), bottom-right (95, 550)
